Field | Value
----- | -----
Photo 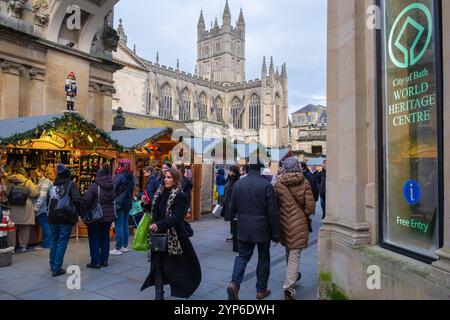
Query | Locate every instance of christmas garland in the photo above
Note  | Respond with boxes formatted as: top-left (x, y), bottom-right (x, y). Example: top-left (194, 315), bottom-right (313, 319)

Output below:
top-left (0, 113), bottom-right (124, 152)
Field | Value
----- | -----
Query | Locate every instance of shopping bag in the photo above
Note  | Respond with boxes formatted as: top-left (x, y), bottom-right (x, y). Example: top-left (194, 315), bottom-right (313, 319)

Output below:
top-left (212, 204), bottom-right (223, 218)
top-left (132, 213), bottom-right (152, 253)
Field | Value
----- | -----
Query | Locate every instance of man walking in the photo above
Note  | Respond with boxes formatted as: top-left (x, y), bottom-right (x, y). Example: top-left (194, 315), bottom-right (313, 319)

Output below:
top-left (227, 161), bottom-right (281, 300)
top-left (317, 160), bottom-right (327, 219)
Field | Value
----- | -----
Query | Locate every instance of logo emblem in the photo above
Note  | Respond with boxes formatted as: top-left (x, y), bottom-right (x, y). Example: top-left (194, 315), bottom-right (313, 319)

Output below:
top-left (388, 3), bottom-right (433, 68)
top-left (403, 180), bottom-right (421, 206)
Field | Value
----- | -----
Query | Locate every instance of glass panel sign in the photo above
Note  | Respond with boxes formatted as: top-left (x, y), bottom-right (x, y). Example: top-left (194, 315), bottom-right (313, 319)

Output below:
top-left (381, 0), bottom-right (440, 259)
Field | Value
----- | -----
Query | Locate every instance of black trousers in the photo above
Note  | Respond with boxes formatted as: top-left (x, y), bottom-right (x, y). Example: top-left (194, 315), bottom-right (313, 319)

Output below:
top-left (154, 252), bottom-right (165, 300)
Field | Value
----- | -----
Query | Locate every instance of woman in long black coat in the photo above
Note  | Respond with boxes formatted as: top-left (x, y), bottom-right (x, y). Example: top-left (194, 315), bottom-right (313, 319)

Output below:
top-left (221, 165), bottom-right (240, 252)
top-left (141, 168), bottom-right (201, 300)
top-left (83, 164), bottom-right (116, 268)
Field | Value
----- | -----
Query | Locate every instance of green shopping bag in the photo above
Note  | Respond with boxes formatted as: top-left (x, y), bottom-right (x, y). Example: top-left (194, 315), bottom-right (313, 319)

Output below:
top-left (133, 213), bottom-right (152, 252)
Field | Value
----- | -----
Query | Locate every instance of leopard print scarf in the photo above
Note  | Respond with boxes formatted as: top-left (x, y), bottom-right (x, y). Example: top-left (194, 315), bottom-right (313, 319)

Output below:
top-left (148, 184), bottom-right (183, 256)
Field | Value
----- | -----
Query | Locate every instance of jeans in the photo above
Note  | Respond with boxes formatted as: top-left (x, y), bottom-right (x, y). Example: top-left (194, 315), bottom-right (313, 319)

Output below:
top-left (115, 210), bottom-right (129, 250)
top-left (87, 222), bottom-right (112, 265)
top-left (37, 214), bottom-right (51, 249)
top-left (320, 195), bottom-right (326, 219)
top-left (232, 241), bottom-right (271, 292)
top-left (49, 224), bottom-right (73, 273)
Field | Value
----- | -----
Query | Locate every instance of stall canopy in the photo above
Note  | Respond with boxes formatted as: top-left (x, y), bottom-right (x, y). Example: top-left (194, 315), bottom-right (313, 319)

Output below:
top-left (307, 157), bottom-right (326, 166)
top-left (109, 128), bottom-right (173, 150)
top-left (0, 112), bottom-right (122, 150)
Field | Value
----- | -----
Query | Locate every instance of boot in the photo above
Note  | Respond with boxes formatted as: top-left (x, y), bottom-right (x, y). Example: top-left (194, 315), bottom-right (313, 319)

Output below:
top-left (284, 290), bottom-right (296, 301)
top-left (155, 289), bottom-right (165, 300)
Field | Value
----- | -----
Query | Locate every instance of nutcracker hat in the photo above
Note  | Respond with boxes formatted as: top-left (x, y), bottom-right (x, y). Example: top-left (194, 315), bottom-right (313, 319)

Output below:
top-left (68, 72), bottom-right (76, 78)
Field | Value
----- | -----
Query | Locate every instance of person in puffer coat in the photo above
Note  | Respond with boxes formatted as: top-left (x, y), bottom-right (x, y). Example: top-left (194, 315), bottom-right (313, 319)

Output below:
top-left (274, 157), bottom-right (316, 300)
top-left (83, 164), bottom-right (116, 269)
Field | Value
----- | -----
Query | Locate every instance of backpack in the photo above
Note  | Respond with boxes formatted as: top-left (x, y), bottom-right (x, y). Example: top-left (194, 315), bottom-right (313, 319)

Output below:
top-left (49, 182), bottom-right (78, 224)
top-left (8, 180), bottom-right (30, 206)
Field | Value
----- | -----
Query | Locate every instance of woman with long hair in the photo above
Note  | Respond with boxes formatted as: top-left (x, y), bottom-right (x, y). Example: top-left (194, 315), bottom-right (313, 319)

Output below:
top-left (141, 168), bottom-right (201, 300)
top-left (222, 166), bottom-right (240, 250)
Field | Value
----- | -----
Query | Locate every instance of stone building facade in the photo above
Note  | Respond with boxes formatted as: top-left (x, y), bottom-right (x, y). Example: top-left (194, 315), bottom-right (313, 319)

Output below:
top-left (0, 0), bottom-right (122, 131)
top-left (319, 0), bottom-right (450, 299)
top-left (290, 104), bottom-right (327, 156)
top-left (112, 1), bottom-right (289, 149)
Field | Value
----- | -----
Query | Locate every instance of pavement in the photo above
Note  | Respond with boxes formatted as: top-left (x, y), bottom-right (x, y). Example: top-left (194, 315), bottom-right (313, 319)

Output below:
top-left (0, 204), bottom-right (323, 301)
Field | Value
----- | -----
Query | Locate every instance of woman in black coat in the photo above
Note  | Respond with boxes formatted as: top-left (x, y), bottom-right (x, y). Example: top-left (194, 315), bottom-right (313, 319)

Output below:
top-left (83, 164), bottom-right (116, 268)
top-left (221, 166), bottom-right (240, 251)
top-left (141, 168), bottom-right (201, 300)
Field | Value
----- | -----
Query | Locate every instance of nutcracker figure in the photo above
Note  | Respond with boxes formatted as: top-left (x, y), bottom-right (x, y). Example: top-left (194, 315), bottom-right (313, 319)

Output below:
top-left (65, 72), bottom-right (77, 111)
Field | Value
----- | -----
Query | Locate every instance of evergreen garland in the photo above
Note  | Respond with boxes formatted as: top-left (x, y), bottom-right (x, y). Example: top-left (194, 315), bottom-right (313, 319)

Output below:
top-left (0, 113), bottom-right (124, 152)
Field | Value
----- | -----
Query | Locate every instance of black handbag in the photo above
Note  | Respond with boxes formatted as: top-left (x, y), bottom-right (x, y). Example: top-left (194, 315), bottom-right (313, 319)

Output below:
top-left (150, 233), bottom-right (168, 252)
top-left (83, 186), bottom-right (104, 225)
top-left (52, 182), bottom-right (78, 224)
top-left (184, 221), bottom-right (194, 238)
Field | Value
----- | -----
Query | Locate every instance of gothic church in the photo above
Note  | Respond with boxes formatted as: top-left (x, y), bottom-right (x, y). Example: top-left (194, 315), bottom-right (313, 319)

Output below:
top-left (112, 1), bottom-right (289, 148)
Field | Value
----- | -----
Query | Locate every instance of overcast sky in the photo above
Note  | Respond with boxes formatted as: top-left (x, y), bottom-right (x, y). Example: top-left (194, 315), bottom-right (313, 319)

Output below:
top-left (114, 0), bottom-right (327, 115)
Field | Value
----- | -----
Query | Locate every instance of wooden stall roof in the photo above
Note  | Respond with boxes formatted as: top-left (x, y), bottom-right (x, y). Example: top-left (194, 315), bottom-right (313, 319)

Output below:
top-left (0, 112), bottom-right (123, 150)
top-left (109, 127), bottom-right (173, 150)
top-left (112, 109), bottom-right (187, 131)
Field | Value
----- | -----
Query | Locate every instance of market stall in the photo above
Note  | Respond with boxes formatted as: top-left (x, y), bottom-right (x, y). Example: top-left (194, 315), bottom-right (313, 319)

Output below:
top-left (0, 112), bottom-right (123, 240)
top-left (109, 127), bottom-right (176, 190)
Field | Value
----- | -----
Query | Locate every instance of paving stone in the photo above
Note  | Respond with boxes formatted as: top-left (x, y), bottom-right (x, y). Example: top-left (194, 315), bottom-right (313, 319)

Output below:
top-left (59, 290), bottom-right (113, 300)
top-left (18, 281), bottom-right (75, 300)
top-left (98, 279), bottom-right (152, 300)
top-left (81, 273), bottom-right (128, 292)
top-left (0, 274), bottom-right (58, 297)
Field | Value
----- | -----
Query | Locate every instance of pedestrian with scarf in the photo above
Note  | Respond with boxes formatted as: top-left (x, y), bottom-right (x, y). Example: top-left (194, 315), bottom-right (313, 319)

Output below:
top-left (141, 168), bottom-right (201, 300)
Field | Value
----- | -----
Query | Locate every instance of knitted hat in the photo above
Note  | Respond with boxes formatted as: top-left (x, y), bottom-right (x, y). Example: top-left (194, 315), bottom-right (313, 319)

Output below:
top-left (282, 157), bottom-right (301, 173)
top-left (56, 164), bottom-right (68, 175)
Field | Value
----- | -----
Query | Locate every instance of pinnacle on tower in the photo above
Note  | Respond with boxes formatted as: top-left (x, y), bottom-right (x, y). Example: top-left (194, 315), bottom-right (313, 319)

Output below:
top-left (238, 8), bottom-right (245, 25)
top-left (261, 56), bottom-right (267, 79)
top-left (117, 18), bottom-right (127, 45)
top-left (156, 52), bottom-right (159, 65)
top-left (223, 0), bottom-right (231, 18)
top-left (270, 57), bottom-right (274, 73)
top-left (198, 10), bottom-right (205, 27)
top-left (214, 17), bottom-right (219, 28)
top-left (223, 0), bottom-right (231, 26)
top-left (177, 58), bottom-right (180, 70)
top-left (133, 44), bottom-right (136, 54)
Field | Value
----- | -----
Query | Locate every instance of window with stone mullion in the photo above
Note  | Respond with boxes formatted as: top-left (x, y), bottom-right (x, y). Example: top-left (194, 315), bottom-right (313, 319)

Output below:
top-left (249, 94), bottom-right (261, 131)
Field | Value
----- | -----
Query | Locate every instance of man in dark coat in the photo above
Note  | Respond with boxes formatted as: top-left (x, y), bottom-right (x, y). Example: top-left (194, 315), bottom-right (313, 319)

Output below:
top-left (83, 164), bottom-right (116, 268)
top-left (301, 162), bottom-right (319, 202)
top-left (227, 162), bottom-right (281, 300)
top-left (317, 160), bottom-right (327, 219)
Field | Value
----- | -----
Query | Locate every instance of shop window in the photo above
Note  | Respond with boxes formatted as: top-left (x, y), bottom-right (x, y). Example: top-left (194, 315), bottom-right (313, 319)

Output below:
top-left (312, 146), bottom-right (322, 155)
top-left (378, 0), bottom-right (442, 262)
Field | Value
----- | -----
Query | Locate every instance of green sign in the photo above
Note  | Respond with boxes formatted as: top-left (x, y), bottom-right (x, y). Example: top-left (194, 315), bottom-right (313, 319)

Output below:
top-left (381, 0), bottom-right (440, 260)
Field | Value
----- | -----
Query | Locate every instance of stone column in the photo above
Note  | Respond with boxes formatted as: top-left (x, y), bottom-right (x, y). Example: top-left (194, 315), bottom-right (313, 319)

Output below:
top-left (99, 84), bottom-right (115, 131)
top-left (432, 1), bottom-right (450, 276)
top-left (29, 68), bottom-right (46, 116)
top-left (88, 82), bottom-right (99, 123)
top-left (0, 61), bottom-right (24, 119)
top-left (319, 0), bottom-right (372, 248)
